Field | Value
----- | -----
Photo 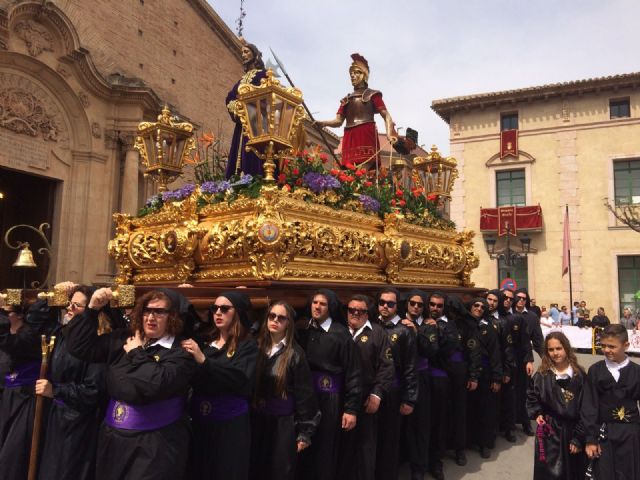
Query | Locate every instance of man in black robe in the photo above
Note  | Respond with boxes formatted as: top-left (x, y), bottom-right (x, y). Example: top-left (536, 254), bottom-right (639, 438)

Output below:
top-left (375, 287), bottom-right (417, 480)
top-left (401, 289), bottom-right (439, 480)
top-left (338, 294), bottom-right (394, 480)
top-left (296, 289), bottom-right (362, 480)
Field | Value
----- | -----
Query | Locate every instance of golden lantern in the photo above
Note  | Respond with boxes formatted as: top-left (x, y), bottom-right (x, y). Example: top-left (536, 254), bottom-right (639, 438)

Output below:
top-left (134, 106), bottom-right (197, 192)
top-left (413, 145), bottom-right (458, 198)
top-left (233, 69), bottom-right (306, 182)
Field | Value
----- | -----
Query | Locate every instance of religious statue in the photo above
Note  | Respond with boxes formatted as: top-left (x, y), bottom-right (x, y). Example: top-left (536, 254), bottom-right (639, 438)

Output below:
top-left (316, 53), bottom-right (398, 169)
top-left (225, 39), bottom-right (267, 178)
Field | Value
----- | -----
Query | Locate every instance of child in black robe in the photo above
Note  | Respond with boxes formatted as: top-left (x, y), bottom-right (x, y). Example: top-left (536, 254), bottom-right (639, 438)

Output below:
top-left (250, 301), bottom-right (320, 480)
top-left (527, 331), bottom-right (586, 480)
top-left (581, 324), bottom-right (640, 480)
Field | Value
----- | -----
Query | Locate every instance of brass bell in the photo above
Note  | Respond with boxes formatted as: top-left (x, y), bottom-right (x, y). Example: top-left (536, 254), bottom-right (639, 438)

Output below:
top-left (13, 243), bottom-right (37, 268)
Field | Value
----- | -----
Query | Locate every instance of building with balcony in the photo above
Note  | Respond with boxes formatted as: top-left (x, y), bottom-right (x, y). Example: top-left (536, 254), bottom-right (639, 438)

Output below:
top-left (432, 72), bottom-right (640, 319)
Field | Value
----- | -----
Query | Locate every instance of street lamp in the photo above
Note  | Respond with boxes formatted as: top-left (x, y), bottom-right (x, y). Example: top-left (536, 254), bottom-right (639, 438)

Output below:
top-left (134, 106), bottom-right (197, 192)
top-left (484, 224), bottom-right (531, 267)
top-left (232, 68), bottom-right (306, 182)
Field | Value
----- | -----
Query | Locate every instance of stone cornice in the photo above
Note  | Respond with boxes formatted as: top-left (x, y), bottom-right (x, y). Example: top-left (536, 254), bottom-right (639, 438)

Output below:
top-left (432, 71), bottom-right (640, 124)
top-left (186, 0), bottom-right (242, 61)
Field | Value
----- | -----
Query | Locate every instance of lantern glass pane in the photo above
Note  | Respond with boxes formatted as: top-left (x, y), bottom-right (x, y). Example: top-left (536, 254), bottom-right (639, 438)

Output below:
top-left (144, 136), bottom-right (157, 167)
top-left (174, 138), bottom-right (187, 167)
top-left (259, 98), bottom-right (269, 135)
top-left (247, 100), bottom-right (259, 137)
top-left (280, 102), bottom-right (295, 139)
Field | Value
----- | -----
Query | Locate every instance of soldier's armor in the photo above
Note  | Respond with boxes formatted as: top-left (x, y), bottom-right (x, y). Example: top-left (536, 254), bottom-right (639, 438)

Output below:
top-left (341, 88), bottom-right (381, 128)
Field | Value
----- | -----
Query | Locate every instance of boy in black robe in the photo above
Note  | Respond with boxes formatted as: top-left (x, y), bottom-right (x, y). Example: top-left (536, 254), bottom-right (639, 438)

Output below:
top-left (582, 324), bottom-right (640, 480)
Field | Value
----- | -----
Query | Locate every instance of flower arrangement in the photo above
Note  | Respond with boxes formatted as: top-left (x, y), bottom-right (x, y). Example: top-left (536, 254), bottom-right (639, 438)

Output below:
top-left (137, 147), bottom-right (454, 230)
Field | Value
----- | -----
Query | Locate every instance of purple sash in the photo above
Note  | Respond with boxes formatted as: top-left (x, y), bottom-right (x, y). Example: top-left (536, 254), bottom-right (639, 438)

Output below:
top-left (450, 351), bottom-right (464, 362)
top-left (311, 371), bottom-right (343, 394)
top-left (416, 357), bottom-right (429, 372)
top-left (105, 397), bottom-right (185, 431)
top-left (5, 361), bottom-right (40, 387)
top-left (190, 394), bottom-right (249, 422)
top-left (429, 366), bottom-right (448, 378)
top-left (256, 396), bottom-right (295, 416)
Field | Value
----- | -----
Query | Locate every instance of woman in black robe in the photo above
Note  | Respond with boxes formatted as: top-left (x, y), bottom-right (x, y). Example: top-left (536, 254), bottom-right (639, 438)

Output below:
top-left (36, 284), bottom-right (110, 480)
top-left (526, 331), bottom-right (586, 480)
top-left (0, 300), bottom-right (46, 480)
top-left (250, 301), bottom-right (320, 480)
top-left (181, 290), bottom-right (258, 480)
top-left (66, 288), bottom-right (196, 480)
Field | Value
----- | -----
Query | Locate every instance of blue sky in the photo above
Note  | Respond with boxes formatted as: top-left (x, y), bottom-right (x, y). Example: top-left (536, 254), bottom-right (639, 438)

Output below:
top-left (210, 1), bottom-right (640, 154)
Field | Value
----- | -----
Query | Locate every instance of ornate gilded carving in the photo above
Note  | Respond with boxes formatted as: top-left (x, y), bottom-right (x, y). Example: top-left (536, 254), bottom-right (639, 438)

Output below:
top-left (110, 188), bottom-right (479, 287)
top-left (14, 20), bottom-right (53, 57)
top-left (0, 87), bottom-right (59, 141)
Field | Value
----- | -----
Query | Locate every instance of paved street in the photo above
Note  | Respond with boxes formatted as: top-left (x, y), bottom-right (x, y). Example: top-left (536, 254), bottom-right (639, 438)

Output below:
top-left (399, 352), bottom-right (639, 479)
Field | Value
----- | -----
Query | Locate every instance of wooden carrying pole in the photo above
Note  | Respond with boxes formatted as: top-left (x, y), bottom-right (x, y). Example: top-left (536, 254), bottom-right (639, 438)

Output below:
top-left (27, 335), bottom-right (55, 480)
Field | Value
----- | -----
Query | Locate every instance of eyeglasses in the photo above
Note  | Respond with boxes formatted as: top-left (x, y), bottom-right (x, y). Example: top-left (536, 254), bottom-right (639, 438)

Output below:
top-left (378, 300), bottom-right (397, 308)
top-left (142, 307), bottom-right (170, 317)
top-left (472, 303), bottom-right (485, 310)
top-left (348, 307), bottom-right (368, 316)
top-left (504, 297), bottom-right (513, 302)
top-left (267, 312), bottom-right (288, 323)
top-left (516, 296), bottom-right (527, 302)
top-left (67, 302), bottom-right (86, 310)
top-left (429, 302), bottom-right (444, 308)
top-left (210, 304), bottom-right (234, 314)
top-left (409, 300), bottom-right (424, 308)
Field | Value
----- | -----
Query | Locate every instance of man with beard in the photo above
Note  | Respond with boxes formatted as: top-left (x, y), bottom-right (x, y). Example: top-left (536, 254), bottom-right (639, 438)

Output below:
top-left (486, 289), bottom-right (516, 443)
top-left (375, 288), bottom-right (417, 480)
top-left (338, 295), bottom-right (394, 480)
top-left (225, 39), bottom-right (267, 178)
top-left (296, 289), bottom-right (362, 480)
top-left (401, 289), bottom-right (439, 480)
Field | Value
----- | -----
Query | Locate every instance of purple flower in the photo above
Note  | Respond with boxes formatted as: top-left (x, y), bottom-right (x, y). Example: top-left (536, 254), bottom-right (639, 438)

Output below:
top-left (201, 180), bottom-right (231, 194)
top-left (303, 172), bottom-right (341, 194)
top-left (359, 194), bottom-right (380, 213)
top-left (161, 183), bottom-right (195, 202)
top-left (232, 174), bottom-right (253, 186)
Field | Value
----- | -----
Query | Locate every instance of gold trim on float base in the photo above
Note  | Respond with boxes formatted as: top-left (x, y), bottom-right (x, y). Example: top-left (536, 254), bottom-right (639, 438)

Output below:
top-left (108, 187), bottom-right (479, 288)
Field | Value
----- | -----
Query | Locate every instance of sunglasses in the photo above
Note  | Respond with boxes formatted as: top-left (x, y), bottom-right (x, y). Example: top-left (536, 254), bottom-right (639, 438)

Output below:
top-left (378, 300), bottom-right (397, 308)
top-left (504, 297), bottom-right (513, 302)
top-left (210, 304), bottom-right (234, 314)
top-left (516, 296), bottom-right (527, 301)
top-left (142, 307), bottom-right (170, 316)
top-left (472, 303), bottom-right (485, 309)
top-left (429, 302), bottom-right (444, 308)
top-left (348, 307), bottom-right (368, 316)
top-left (67, 301), bottom-right (87, 310)
top-left (409, 300), bottom-right (424, 308)
top-left (267, 312), bottom-right (288, 323)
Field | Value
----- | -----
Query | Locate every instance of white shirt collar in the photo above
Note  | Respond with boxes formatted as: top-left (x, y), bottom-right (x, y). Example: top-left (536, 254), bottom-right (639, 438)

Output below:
top-left (492, 310), bottom-right (499, 319)
top-left (308, 316), bottom-right (332, 332)
top-left (351, 320), bottom-right (372, 339)
top-left (411, 315), bottom-right (424, 326)
top-left (437, 315), bottom-right (448, 323)
top-left (269, 338), bottom-right (287, 358)
top-left (605, 356), bottom-right (630, 382)
top-left (552, 365), bottom-right (574, 379)
top-left (390, 314), bottom-right (401, 325)
top-left (147, 335), bottom-right (174, 349)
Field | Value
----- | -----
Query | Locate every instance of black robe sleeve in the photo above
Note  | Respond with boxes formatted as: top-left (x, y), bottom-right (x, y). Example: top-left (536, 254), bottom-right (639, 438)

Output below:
top-left (485, 324), bottom-right (503, 382)
top-left (341, 333), bottom-right (363, 415)
top-left (526, 372), bottom-right (545, 419)
top-left (516, 314), bottom-right (534, 363)
top-left (416, 322), bottom-right (439, 360)
top-left (400, 327), bottom-right (418, 406)
top-left (499, 318), bottom-right (516, 378)
top-left (291, 347), bottom-right (320, 445)
top-left (464, 321), bottom-right (482, 382)
top-left (65, 308), bottom-right (115, 363)
top-left (371, 329), bottom-right (395, 400)
top-left (199, 339), bottom-right (258, 397)
top-left (52, 356), bottom-right (104, 412)
top-left (0, 319), bottom-right (41, 365)
top-left (580, 363), bottom-right (603, 445)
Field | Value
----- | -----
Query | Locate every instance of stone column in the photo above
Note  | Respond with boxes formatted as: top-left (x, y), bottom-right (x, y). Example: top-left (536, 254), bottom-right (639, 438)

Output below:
top-left (120, 133), bottom-right (139, 216)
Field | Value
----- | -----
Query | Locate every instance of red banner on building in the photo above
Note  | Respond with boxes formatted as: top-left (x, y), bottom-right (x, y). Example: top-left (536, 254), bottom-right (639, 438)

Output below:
top-left (480, 205), bottom-right (543, 233)
top-left (497, 206), bottom-right (517, 236)
top-left (500, 129), bottom-right (518, 158)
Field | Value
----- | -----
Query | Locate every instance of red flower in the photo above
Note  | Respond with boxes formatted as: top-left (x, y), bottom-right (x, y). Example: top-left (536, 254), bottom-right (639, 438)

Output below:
top-left (319, 153), bottom-right (328, 163)
top-left (395, 189), bottom-right (404, 198)
top-left (346, 163), bottom-right (357, 171)
top-left (302, 149), bottom-right (308, 156)
top-left (364, 181), bottom-right (373, 187)
top-left (295, 178), bottom-right (303, 186)
top-left (292, 168), bottom-right (300, 176)
top-left (330, 169), bottom-right (339, 176)
top-left (399, 199), bottom-right (406, 207)
top-left (391, 199), bottom-right (396, 206)
top-left (277, 173), bottom-right (287, 184)
top-left (427, 194), bottom-right (438, 202)
top-left (345, 175), bottom-right (355, 182)
top-left (282, 184), bottom-right (291, 192)
top-left (355, 169), bottom-right (366, 177)
top-left (339, 174), bottom-right (348, 182)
